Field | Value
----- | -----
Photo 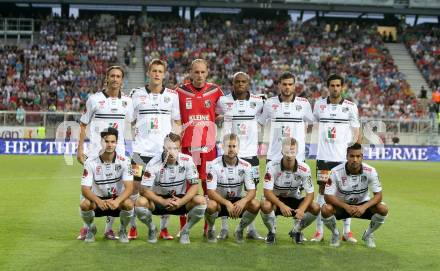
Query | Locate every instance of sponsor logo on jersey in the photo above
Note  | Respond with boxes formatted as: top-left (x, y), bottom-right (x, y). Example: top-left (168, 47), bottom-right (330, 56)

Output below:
top-left (82, 169), bottom-right (88, 177)
top-left (272, 104), bottom-right (279, 110)
top-left (326, 178), bottom-right (332, 187)
top-left (94, 165), bottom-right (101, 175)
top-left (226, 102), bottom-right (233, 109)
top-left (122, 101), bottom-right (127, 107)
top-left (164, 97), bottom-right (170, 103)
top-left (115, 164), bottom-right (121, 172)
top-left (189, 115), bottom-right (209, 121)
top-left (296, 105), bottom-right (302, 111)
top-left (227, 191), bottom-right (236, 198)
top-left (264, 173), bottom-right (271, 182)
top-left (205, 100), bottom-right (211, 108)
top-left (238, 169), bottom-right (245, 177)
top-left (250, 102), bottom-right (256, 109)
top-left (327, 127), bottom-right (336, 139)
top-left (295, 175), bottom-right (302, 181)
top-left (342, 107), bottom-right (349, 113)
top-left (99, 100), bottom-right (105, 108)
top-left (361, 175), bottom-right (367, 183)
top-left (111, 108), bottom-right (118, 113)
top-left (140, 96), bottom-right (147, 102)
top-left (341, 176), bottom-right (347, 185)
top-left (320, 104), bottom-right (326, 112)
top-left (298, 165), bottom-right (307, 172)
top-left (207, 173), bottom-right (213, 182)
top-left (179, 166), bottom-right (185, 173)
top-left (186, 100), bottom-right (192, 109)
top-left (143, 170), bottom-right (151, 178)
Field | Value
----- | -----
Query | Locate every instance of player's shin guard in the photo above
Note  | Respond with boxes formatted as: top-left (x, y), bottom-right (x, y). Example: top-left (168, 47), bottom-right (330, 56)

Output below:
top-left (120, 209), bottom-right (134, 230)
top-left (182, 204), bottom-right (207, 233)
top-left (81, 210), bottom-right (95, 227)
top-left (220, 216), bottom-right (229, 231)
top-left (365, 214), bottom-right (387, 236)
top-left (316, 194), bottom-right (325, 233)
top-left (261, 211), bottom-right (276, 233)
top-left (105, 216), bottom-right (115, 233)
top-left (343, 218), bottom-right (351, 235)
top-left (205, 211), bottom-right (218, 230)
top-left (180, 215), bottom-right (187, 230)
top-left (294, 212), bottom-right (317, 232)
top-left (322, 215), bottom-right (339, 235)
top-left (135, 207), bottom-right (154, 229)
top-left (160, 215), bottom-right (170, 230)
top-left (237, 211), bottom-right (257, 231)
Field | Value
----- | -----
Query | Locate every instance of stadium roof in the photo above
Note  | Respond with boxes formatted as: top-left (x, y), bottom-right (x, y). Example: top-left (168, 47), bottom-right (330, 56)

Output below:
top-left (2, 0), bottom-right (440, 16)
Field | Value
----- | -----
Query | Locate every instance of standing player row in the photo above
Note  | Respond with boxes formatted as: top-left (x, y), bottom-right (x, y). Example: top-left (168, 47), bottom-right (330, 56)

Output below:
top-left (76, 58), bottom-right (378, 246)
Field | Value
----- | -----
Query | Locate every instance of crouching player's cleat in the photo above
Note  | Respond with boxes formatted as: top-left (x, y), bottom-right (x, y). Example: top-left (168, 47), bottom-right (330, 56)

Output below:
top-left (148, 225), bottom-right (158, 244)
top-left (206, 229), bottom-right (217, 243)
top-left (362, 231), bottom-right (376, 248)
top-left (310, 231), bottom-right (323, 242)
top-left (159, 228), bottom-right (174, 240)
top-left (342, 231), bottom-right (357, 243)
top-left (217, 229), bottom-right (229, 240)
top-left (289, 230), bottom-right (305, 244)
top-left (77, 227), bottom-right (88, 240)
top-left (104, 229), bottom-right (118, 240)
top-left (179, 230), bottom-right (190, 245)
top-left (265, 232), bottom-right (276, 245)
top-left (246, 230), bottom-right (265, 241)
top-left (119, 229), bottom-right (129, 243)
top-left (128, 226), bottom-right (138, 240)
top-left (330, 232), bottom-right (340, 247)
top-left (84, 225), bottom-right (97, 243)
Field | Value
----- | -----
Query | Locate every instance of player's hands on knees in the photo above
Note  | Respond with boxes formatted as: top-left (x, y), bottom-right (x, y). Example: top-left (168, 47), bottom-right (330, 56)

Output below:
top-left (163, 198), bottom-right (175, 210)
top-left (352, 205), bottom-right (367, 217)
top-left (96, 198), bottom-right (109, 210)
top-left (345, 205), bottom-right (357, 216)
top-left (232, 199), bottom-right (246, 218)
top-left (294, 208), bottom-right (305, 220)
top-left (226, 201), bottom-right (235, 218)
top-left (106, 199), bottom-right (120, 210)
top-left (169, 196), bottom-right (183, 210)
top-left (280, 204), bottom-right (293, 217)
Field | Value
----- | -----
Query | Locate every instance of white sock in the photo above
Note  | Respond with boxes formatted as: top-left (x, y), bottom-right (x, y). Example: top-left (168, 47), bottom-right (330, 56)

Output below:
top-left (343, 218), bottom-right (351, 235)
top-left (182, 204), bottom-right (207, 233)
top-left (105, 216), bottom-right (115, 233)
top-left (120, 209), bottom-right (134, 230)
top-left (322, 215), bottom-right (339, 235)
top-left (81, 210), bottom-right (94, 228)
top-left (160, 215), bottom-right (170, 230)
top-left (365, 214), bottom-right (387, 236)
top-left (220, 216), bottom-right (228, 231)
top-left (294, 212), bottom-right (317, 232)
top-left (237, 211), bottom-right (257, 232)
top-left (316, 194), bottom-right (325, 233)
top-left (135, 207), bottom-right (154, 229)
top-left (261, 211), bottom-right (276, 233)
top-left (205, 211), bottom-right (218, 230)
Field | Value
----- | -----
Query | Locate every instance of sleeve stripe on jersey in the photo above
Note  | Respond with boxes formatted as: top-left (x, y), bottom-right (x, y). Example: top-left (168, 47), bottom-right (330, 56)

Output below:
top-left (95, 113), bottom-right (126, 117)
top-left (337, 188), bottom-right (368, 195)
top-left (95, 177), bottom-right (121, 185)
top-left (273, 184), bottom-right (295, 190)
top-left (217, 183), bottom-right (242, 188)
top-left (94, 116), bottom-right (126, 120)
top-left (231, 116), bottom-right (255, 120)
top-left (156, 180), bottom-right (186, 187)
top-left (139, 109), bottom-right (171, 113)
top-left (320, 118), bottom-right (350, 122)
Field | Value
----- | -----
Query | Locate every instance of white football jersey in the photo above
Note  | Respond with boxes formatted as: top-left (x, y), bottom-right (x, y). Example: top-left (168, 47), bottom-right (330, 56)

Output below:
top-left (81, 153), bottom-right (133, 198)
top-left (258, 95), bottom-right (313, 162)
top-left (131, 87), bottom-right (180, 156)
top-left (263, 159), bottom-right (314, 199)
top-left (313, 97), bottom-right (360, 162)
top-left (324, 162), bottom-right (382, 204)
top-left (216, 93), bottom-right (263, 158)
top-left (141, 153), bottom-right (199, 196)
top-left (206, 156), bottom-right (255, 199)
top-left (80, 91), bottom-right (133, 158)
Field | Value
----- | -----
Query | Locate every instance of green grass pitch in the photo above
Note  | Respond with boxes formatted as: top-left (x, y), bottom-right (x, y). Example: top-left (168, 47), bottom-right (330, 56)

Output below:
top-left (0, 155), bottom-right (439, 271)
